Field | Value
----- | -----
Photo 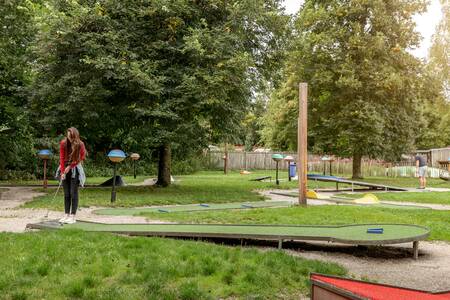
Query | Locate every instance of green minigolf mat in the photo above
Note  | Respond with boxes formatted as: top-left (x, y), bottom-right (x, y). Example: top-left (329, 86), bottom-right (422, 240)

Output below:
top-left (94, 201), bottom-right (293, 216)
top-left (28, 221), bottom-right (430, 246)
top-left (271, 192), bottom-right (429, 210)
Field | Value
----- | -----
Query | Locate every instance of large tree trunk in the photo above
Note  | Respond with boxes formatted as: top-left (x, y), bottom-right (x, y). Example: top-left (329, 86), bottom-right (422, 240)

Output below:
top-left (352, 152), bottom-right (363, 179)
top-left (156, 144), bottom-right (171, 187)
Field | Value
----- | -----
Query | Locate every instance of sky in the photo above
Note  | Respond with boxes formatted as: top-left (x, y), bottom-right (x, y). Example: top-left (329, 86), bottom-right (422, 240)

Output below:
top-left (282, 0), bottom-right (443, 59)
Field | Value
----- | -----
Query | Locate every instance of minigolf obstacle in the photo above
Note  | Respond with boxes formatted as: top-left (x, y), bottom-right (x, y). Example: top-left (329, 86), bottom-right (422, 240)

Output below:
top-left (26, 222), bottom-right (430, 259)
top-left (310, 273), bottom-right (450, 300)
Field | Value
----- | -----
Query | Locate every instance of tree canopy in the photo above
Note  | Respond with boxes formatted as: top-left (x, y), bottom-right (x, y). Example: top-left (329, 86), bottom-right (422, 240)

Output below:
top-left (429, 0), bottom-right (449, 99)
top-left (262, 0), bottom-right (428, 178)
top-left (0, 0), bottom-right (36, 173)
top-left (1, 0), bottom-right (449, 180)
top-left (29, 0), bottom-right (289, 184)
top-left (415, 0), bottom-right (450, 150)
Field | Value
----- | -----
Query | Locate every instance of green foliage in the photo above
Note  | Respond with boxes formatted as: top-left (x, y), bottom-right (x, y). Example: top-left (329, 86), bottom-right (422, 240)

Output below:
top-left (429, 0), bottom-right (450, 98)
top-left (0, 0), bottom-right (37, 172)
top-left (29, 0), bottom-right (289, 160)
top-left (0, 230), bottom-right (346, 299)
top-left (262, 0), bottom-right (427, 167)
top-left (414, 0), bottom-right (450, 149)
top-left (237, 95), bottom-right (268, 150)
top-left (415, 78), bottom-right (450, 149)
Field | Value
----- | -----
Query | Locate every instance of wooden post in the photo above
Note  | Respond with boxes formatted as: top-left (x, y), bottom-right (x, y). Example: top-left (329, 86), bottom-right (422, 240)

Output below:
top-left (298, 83), bottom-right (308, 205)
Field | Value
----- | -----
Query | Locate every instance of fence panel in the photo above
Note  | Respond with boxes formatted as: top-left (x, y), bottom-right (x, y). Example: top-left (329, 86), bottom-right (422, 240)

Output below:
top-left (206, 151), bottom-right (446, 178)
top-left (431, 148), bottom-right (450, 167)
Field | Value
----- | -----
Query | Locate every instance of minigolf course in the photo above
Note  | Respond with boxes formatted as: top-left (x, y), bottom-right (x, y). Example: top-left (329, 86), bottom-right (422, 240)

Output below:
top-left (27, 221), bottom-right (429, 259)
top-left (307, 174), bottom-right (407, 191)
top-left (93, 201), bottom-right (292, 216)
top-left (270, 191), bottom-right (431, 210)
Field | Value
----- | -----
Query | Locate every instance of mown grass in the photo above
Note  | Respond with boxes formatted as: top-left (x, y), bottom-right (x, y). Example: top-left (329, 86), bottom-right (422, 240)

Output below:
top-left (24, 171), bottom-right (340, 210)
top-left (341, 191), bottom-right (450, 205)
top-left (25, 171), bottom-right (449, 210)
top-left (140, 205), bottom-right (450, 242)
top-left (0, 230), bottom-right (345, 299)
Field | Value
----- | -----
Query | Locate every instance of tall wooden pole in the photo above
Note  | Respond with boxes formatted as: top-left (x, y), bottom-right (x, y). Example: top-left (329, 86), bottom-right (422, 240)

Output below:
top-left (298, 83), bottom-right (308, 205)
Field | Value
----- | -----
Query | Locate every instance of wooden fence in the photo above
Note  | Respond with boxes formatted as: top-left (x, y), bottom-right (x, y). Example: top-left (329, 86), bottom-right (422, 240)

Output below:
top-left (206, 152), bottom-right (385, 176)
top-left (206, 151), bottom-right (447, 178)
top-left (429, 148), bottom-right (450, 167)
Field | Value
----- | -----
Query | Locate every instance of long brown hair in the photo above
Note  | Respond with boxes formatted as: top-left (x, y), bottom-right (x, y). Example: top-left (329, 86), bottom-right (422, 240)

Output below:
top-left (65, 127), bottom-right (82, 163)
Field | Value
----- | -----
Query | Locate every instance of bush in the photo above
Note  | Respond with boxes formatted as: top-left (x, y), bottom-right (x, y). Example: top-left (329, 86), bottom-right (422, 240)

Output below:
top-left (0, 144), bottom-right (211, 180)
top-left (0, 170), bottom-right (36, 181)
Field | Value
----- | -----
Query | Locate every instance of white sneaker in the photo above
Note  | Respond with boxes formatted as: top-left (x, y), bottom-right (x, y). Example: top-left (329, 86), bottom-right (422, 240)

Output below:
top-left (65, 215), bottom-right (76, 224)
top-left (59, 215), bottom-right (69, 223)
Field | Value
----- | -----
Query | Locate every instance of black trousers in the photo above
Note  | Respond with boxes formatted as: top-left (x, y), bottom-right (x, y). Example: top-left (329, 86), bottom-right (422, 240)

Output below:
top-left (63, 168), bottom-right (79, 215)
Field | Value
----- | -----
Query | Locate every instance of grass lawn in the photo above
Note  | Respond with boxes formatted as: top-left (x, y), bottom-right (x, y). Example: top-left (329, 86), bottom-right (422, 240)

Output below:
top-left (0, 230), bottom-right (345, 300)
top-left (23, 171), bottom-right (450, 210)
top-left (139, 205), bottom-right (450, 242)
top-left (23, 171), bottom-right (339, 210)
top-left (6, 172), bottom-right (450, 299)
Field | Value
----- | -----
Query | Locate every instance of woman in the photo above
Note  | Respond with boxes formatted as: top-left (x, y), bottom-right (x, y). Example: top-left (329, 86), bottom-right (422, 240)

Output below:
top-left (59, 127), bottom-right (86, 224)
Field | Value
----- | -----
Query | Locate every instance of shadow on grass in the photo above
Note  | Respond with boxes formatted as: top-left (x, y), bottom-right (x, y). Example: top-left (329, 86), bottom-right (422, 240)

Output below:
top-left (157, 236), bottom-right (419, 260)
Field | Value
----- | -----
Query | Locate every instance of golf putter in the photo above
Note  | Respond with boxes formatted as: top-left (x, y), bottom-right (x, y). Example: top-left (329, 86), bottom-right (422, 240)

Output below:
top-left (45, 179), bottom-right (63, 219)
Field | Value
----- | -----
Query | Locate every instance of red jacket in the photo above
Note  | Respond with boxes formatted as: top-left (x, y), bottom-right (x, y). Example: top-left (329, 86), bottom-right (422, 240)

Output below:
top-left (59, 139), bottom-right (86, 172)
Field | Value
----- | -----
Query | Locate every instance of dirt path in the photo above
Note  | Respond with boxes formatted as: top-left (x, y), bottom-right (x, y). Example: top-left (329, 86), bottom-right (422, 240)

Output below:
top-left (289, 240), bottom-right (450, 291)
top-left (0, 187), bottom-right (160, 232)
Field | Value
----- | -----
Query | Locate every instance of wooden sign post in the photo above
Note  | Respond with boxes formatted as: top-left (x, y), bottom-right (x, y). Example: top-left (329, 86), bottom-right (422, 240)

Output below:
top-left (298, 83), bottom-right (308, 205)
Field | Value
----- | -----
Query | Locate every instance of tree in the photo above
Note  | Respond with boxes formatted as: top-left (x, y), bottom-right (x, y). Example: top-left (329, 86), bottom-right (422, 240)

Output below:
top-left (414, 67), bottom-right (450, 149)
top-left (262, 0), bottom-right (427, 178)
top-left (429, 0), bottom-right (449, 99)
top-left (30, 0), bottom-right (289, 186)
top-left (238, 95), bottom-right (267, 151)
top-left (0, 0), bottom-right (36, 174)
top-left (415, 0), bottom-right (450, 150)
